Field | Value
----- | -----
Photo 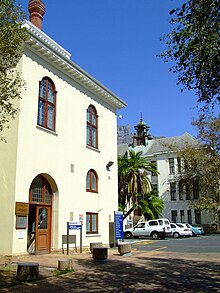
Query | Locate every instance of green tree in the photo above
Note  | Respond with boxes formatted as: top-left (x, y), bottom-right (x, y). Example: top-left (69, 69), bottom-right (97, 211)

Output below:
top-left (138, 191), bottom-right (165, 221)
top-left (178, 115), bottom-right (220, 226)
top-left (118, 150), bottom-right (164, 221)
top-left (159, 0), bottom-right (220, 109)
top-left (0, 0), bottom-right (27, 140)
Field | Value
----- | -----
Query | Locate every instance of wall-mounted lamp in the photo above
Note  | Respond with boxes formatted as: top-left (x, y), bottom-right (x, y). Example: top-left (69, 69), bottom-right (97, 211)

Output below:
top-left (106, 161), bottom-right (114, 171)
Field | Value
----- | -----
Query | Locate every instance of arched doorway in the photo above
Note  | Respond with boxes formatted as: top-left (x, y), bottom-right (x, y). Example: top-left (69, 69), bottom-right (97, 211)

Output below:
top-left (28, 175), bottom-right (52, 254)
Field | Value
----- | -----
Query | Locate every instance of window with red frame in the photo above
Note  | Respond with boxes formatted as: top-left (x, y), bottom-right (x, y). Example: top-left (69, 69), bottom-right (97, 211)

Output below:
top-left (29, 175), bottom-right (52, 205)
top-left (86, 105), bottom-right (98, 148)
top-left (86, 169), bottom-right (98, 192)
top-left (86, 212), bottom-right (98, 234)
top-left (38, 77), bottom-right (56, 131)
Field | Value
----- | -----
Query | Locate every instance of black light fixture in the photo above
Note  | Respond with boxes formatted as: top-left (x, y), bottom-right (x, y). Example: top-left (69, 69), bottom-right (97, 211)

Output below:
top-left (106, 161), bottom-right (114, 171)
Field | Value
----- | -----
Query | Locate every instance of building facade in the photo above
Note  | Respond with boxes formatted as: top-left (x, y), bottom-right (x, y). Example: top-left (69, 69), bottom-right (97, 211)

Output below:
top-left (0, 0), bottom-right (127, 255)
top-left (118, 119), bottom-right (213, 227)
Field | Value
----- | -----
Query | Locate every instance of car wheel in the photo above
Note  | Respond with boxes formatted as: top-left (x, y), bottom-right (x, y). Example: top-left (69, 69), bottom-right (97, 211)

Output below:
top-left (173, 232), bottom-right (180, 238)
top-left (124, 232), bottom-right (132, 239)
top-left (192, 231), bottom-right (197, 237)
top-left (151, 232), bottom-right (159, 240)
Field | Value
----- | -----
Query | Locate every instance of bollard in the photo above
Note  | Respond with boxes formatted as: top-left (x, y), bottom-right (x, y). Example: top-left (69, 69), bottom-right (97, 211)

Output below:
top-left (118, 243), bottom-right (132, 256)
top-left (17, 262), bottom-right (39, 281)
top-left (90, 242), bottom-right (102, 253)
top-left (93, 247), bottom-right (108, 262)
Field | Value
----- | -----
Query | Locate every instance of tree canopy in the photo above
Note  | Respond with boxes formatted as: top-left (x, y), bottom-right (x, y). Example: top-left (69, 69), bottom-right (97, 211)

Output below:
top-left (0, 0), bottom-right (27, 140)
top-left (159, 0), bottom-right (220, 110)
top-left (118, 150), bottom-right (164, 221)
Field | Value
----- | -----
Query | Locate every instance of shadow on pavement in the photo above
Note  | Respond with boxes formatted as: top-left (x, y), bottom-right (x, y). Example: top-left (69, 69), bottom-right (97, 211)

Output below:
top-left (2, 255), bottom-right (220, 292)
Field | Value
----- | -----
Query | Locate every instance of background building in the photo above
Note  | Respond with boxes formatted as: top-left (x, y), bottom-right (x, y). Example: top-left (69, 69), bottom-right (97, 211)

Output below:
top-left (118, 118), bottom-right (213, 227)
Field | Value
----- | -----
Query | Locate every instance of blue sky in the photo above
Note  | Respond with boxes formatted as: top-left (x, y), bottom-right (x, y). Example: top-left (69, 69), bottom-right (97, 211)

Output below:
top-left (20, 0), bottom-right (199, 137)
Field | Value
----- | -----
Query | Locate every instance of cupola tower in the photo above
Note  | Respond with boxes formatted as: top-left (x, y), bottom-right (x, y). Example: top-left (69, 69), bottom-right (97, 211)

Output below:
top-left (132, 113), bottom-right (152, 146)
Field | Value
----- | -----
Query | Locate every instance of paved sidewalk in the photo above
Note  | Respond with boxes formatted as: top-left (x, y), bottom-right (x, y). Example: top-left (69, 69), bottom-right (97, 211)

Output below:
top-left (1, 248), bottom-right (220, 292)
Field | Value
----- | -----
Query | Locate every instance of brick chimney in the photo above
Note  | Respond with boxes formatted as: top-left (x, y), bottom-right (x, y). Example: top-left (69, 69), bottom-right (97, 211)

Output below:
top-left (28, 0), bottom-right (45, 30)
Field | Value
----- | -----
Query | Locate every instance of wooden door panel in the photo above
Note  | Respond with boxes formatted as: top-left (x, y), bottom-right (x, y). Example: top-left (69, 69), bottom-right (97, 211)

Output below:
top-left (38, 232), bottom-right (48, 249)
top-left (36, 206), bottom-right (51, 254)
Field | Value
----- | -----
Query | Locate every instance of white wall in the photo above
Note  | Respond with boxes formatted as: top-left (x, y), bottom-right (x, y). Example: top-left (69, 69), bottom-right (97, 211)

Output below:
top-left (9, 48), bottom-right (119, 253)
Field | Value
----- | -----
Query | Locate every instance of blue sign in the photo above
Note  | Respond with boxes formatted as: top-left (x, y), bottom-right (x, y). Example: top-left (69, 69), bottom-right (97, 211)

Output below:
top-left (114, 211), bottom-right (124, 240)
top-left (68, 222), bottom-right (82, 230)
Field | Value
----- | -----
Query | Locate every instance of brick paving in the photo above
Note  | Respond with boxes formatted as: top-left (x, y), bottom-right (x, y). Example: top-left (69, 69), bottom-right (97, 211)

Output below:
top-left (1, 248), bottom-right (220, 292)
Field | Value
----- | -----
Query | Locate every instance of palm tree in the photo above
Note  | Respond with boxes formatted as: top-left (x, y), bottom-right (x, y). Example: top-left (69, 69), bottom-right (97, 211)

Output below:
top-left (118, 150), bottom-right (163, 220)
top-left (138, 191), bottom-right (164, 220)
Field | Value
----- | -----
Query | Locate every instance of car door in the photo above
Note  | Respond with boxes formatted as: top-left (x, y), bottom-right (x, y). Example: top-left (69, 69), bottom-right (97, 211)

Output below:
top-left (171, 223), bottom-right (177, 235)
top-left (133, 222), bottom-right (146, 237)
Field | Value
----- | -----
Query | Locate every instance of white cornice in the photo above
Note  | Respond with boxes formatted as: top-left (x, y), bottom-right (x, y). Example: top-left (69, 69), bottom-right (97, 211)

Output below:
top-left (22, 20), bottom-right (127, 110)
top-left (22, 20), bottom-right (71, 59)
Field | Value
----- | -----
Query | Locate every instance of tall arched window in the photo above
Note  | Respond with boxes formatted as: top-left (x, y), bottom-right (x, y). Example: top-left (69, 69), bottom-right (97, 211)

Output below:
top-left (87, 105), bottom-right (98, 148)
top-left (38, 77), bottom-right (56, 131)
top-left (86, 169), bottom-right (98, 193)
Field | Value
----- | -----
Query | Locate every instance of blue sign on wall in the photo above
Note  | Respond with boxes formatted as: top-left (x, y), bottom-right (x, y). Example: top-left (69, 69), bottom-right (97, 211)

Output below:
top-left (68, 222), bottom-right (82, 230)
top-left (114, 211), bottom-right (124, 240)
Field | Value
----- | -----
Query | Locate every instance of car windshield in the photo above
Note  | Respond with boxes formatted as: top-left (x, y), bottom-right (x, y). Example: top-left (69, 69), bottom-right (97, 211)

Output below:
top-left (149, 221), bottom-right (158, 226)
top-left (176, 223), bottom-right (184, 228)
top-left (135, 223), bottom-right (145, 229)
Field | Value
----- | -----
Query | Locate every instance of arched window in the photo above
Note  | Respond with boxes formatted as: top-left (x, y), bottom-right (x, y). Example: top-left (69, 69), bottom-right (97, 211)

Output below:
top-left (38, 77), bottom-right (56, 131)
top-left (29, 175), bottom-right (52, 205)
top-left (86, 105), bottom-right (98, 148)
top-left (86, 169), bottom-right (98, 193)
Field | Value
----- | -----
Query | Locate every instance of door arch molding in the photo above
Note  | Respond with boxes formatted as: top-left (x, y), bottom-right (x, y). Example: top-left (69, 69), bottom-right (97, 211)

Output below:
top-left (28, 174), bottom-right (58, 254)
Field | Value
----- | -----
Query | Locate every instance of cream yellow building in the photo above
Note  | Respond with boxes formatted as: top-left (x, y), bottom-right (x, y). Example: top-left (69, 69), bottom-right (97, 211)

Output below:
top-left (0, 0), bottom-right (126, 255)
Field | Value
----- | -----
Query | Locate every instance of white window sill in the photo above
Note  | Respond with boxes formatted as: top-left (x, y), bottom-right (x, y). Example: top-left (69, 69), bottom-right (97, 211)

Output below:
top-left (86, 234), bottom-right (101, 237)
top-left (36, 125), bottom-right (58, 136)
top-left (86, 145), bottom-right (100, 153)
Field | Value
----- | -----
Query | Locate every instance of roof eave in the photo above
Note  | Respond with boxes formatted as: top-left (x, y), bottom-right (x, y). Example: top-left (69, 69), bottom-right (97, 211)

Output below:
top-left (22, 20), bottom-right (127, 110)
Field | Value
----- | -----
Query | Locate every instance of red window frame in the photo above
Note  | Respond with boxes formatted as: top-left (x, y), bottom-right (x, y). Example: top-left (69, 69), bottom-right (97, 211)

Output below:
top-left (29, 175), bottom-right (52, 205)
top-left (37, 77), bottom-right (57, 131)
top-left (87, 105), bottom-right (98, 148)
top-left (86, 169), bottom-right (98, 193)
top-left (86, 212), bottom-right (98, 234)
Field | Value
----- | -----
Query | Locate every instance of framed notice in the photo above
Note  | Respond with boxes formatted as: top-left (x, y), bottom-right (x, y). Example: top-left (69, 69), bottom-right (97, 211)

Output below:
top-left (16, 216), bottom-right (27, 229)
top-left (15, 202), bottom-right (29, 216)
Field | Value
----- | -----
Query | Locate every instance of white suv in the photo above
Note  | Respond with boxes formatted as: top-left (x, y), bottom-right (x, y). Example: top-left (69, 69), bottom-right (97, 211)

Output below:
top-left (124, 218), bottom-right (171, 240)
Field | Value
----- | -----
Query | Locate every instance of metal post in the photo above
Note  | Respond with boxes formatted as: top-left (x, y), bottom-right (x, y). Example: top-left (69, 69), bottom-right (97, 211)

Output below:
top-left (67, 222), bottom-right (69, 255)
top-left (80, 226), bottom-right (82, 253)
top-left (114, 213), bottom-right (116, 247)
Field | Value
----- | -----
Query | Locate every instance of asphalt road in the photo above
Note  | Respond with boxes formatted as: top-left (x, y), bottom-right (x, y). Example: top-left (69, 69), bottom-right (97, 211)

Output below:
top-left (132, 234), bottom-right (220, 253)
